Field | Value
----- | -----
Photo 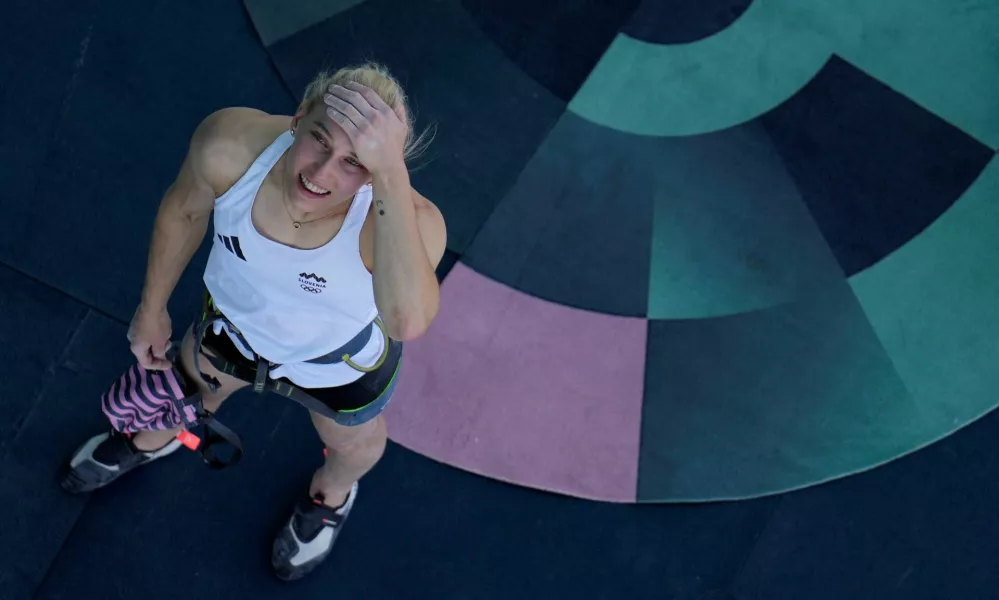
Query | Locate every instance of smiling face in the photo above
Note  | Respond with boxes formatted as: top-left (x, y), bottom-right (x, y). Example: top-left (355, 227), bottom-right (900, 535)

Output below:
top-left (282, 104), bottom-right (371, 215)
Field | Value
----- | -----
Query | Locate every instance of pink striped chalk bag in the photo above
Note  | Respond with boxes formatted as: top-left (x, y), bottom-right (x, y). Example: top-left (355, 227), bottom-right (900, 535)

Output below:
top-left (100, 360), bottom-right (199, 434)
top-left (98, 345), bottom-right (244, 469)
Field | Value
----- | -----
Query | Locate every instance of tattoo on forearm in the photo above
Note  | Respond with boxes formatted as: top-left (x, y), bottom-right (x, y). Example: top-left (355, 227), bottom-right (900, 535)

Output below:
top-left (375, 198), bottom-right (385, 216)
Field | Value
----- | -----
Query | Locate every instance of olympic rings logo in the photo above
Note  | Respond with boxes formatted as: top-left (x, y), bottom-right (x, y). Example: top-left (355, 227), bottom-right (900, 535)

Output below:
top-left (300, 284), bottom-right (322, 294)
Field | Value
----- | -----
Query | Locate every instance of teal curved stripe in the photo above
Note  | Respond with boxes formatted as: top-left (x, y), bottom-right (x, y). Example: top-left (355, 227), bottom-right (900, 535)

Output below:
top-left (849, 155), bottom-right (999, 439)
top-left (571, 0), bottom-right (999, 148)
top-left (568, 0), bottom-right (832, 137)
top-left (836, 0), bottom-right (999, 150)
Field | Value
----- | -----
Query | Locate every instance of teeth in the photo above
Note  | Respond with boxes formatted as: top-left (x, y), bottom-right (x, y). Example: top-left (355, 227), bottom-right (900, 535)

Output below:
top-left (300, 173), bottom-right (330, 195)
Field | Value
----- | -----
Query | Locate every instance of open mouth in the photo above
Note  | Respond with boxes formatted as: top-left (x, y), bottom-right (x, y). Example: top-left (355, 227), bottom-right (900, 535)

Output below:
top-left (298, 173), bottom-right (331, 197)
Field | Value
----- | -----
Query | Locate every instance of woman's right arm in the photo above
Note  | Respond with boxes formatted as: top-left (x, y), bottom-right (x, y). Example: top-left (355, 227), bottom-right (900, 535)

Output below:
top-left (130, 110), bottom-right (234, 369)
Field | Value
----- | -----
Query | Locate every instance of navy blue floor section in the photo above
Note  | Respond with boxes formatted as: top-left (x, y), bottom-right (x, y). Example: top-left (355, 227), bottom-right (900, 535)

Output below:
top-left (760, 56), bottom-right (993, 276)
top-left (0, 0), bottom-right (294, 323)
top-left (3, 0), bottom-right (999, 598)
top-left (0, 306), bottom-right (127, 599)
top-left (34, 390), bottom-right (776, 599)
top-left (460, 0), bottom-right (640, 101)
top-left (0, 265), bottom-right (87, 451)
top-left (734, 406), bottom-right (999, 600)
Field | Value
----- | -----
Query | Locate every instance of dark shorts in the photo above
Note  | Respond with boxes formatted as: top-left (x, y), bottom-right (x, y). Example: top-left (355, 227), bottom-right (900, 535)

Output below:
top-left (200, 323), bottom-right (402, 427)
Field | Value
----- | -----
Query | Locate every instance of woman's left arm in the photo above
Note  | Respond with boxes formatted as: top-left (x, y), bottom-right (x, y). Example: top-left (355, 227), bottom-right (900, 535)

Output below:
top-left (370, 166), bottom-right (446, 340)
top-left (325, 81), bottom-right (447, 340)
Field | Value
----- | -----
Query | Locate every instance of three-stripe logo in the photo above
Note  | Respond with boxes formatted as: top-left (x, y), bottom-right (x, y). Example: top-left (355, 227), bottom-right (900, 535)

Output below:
top-left (218, 234), bottom-right (246, 260)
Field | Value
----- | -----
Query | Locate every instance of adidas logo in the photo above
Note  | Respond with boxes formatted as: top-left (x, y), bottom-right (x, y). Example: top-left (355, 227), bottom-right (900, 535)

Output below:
top-left (218, 234), bottom-right (246, 260)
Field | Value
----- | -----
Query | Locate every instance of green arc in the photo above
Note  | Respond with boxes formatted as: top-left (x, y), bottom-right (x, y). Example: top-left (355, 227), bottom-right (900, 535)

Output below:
top-left (570, 0), bottom-right (999, 149)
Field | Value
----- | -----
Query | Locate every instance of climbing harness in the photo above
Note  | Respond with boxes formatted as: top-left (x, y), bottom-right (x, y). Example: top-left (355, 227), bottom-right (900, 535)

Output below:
top-left (101, 290), bottom-right (396, 469)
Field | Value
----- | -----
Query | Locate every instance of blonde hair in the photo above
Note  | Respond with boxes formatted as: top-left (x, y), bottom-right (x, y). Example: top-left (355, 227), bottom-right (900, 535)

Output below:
top-left (301, 62), bottom-right (435, 165)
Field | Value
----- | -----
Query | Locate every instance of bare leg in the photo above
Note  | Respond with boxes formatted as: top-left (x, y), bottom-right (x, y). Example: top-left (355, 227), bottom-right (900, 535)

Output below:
top-left (132, 324), bottom-right (249, 451)
top-left (309, 412), bottom-right (387, 508)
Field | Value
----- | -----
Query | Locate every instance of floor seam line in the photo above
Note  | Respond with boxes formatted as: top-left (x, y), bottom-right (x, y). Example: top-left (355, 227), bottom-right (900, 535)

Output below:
top-left (0, 260), bottom-right (131, 327)
top-left (29, 490), bottom-right (96, 600)
top-left (727, 494), bottom-right (785, 598)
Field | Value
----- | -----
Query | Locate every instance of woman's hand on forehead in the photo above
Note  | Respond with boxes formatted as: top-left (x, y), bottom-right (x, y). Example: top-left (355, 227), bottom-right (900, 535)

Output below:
top-left (323, 82), bottom-right (407, 175)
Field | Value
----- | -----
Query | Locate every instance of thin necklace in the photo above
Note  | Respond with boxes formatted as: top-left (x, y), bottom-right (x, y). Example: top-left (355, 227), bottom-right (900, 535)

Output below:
top-left (282, 194), bottom-right (352, 229)
top-left (276, 162), bottom-right (353, 229)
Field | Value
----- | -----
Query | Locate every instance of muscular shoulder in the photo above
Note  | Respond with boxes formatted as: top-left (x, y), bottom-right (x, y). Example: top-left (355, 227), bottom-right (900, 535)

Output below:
top-left (412, 190), bottom-right (447, 268)
top-left (188, 107), bottom-right (291, 197)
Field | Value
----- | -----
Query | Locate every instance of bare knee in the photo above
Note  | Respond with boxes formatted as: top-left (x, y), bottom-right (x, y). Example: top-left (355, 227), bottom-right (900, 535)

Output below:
top-left (313, 413), bottom-right (387, 456)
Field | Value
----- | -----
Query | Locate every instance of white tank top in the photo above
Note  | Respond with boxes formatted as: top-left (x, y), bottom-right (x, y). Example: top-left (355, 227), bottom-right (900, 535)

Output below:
top-left (202, 130), bottom-right (384, 388)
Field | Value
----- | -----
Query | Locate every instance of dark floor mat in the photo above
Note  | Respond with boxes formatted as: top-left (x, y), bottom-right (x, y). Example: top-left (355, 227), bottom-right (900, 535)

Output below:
top-left (0, 0), bottom-right (294, 322)
top-left (35, 406), bottom-right (776, 600)
top-left (460, 0), bottom-right (640, 101)
top-left (0, 566), bottom-right (34, 600)
top-left (733, 406), bottom-right (999, 600)
top-left (0, 0), bottom-right (99, 226)
top-left (0, 302), bottom-right (140, 596)
top-left (0, 264), bottom-right (88, 450)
